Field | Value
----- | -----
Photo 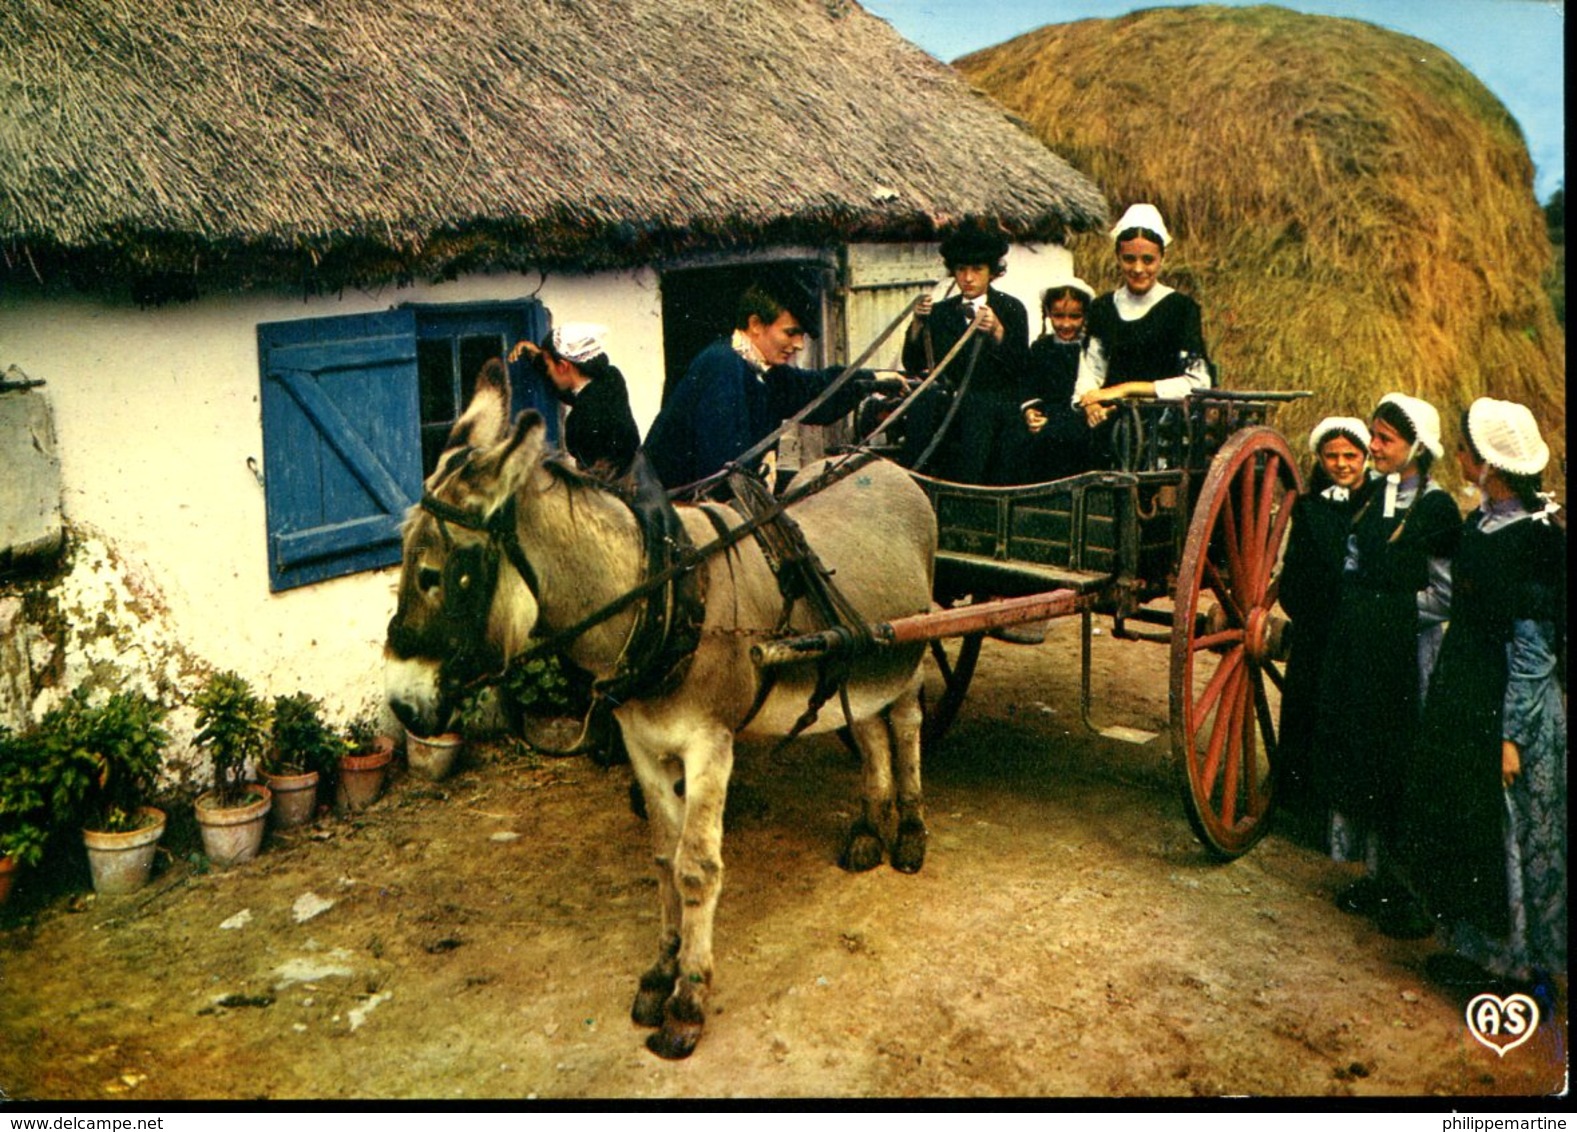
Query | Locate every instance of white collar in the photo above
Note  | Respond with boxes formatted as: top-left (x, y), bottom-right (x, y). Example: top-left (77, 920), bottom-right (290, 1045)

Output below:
top-left (730, 328), bottom-right (769, 376)
top-left (1112, 282), bottom-right (1175, 319)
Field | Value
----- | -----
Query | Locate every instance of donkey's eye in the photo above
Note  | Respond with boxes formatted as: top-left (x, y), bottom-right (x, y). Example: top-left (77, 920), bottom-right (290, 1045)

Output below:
top-left (418, 567), bottom-right (442, 593)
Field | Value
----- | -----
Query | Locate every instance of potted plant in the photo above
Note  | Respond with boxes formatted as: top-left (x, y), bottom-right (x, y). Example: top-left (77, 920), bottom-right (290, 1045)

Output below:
top-left (500, 653), bottom-right (586, 755)
top-left (0, 726), bottom-right (49, 905)
top-left (337, 713), bottom-right (394, 812)
top-left (262, 692), bottom-right (341, 829)
top-left (32, 689), bottom-right (171, 896)
top-left (191, 670), bottom-right (272, 866)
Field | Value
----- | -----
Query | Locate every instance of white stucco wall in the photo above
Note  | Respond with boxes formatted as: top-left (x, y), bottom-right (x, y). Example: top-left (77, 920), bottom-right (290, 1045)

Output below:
top-left (0, 269), bottom-right (664, 725)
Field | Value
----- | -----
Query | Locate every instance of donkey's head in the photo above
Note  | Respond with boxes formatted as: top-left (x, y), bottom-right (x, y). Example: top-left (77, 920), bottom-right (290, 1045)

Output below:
top-left (385, 359), bottom-right (552, 736)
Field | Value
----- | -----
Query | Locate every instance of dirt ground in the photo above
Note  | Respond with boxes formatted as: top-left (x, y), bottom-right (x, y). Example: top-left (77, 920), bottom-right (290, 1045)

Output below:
top-left (0, 618), bottom-right (1567, 1103)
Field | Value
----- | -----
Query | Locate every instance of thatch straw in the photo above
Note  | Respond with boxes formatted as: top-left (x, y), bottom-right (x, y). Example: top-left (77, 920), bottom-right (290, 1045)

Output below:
top-left (958, 4), bottom-right (1565, 484)
top-left (0, 0), bottom-right (1105, 294)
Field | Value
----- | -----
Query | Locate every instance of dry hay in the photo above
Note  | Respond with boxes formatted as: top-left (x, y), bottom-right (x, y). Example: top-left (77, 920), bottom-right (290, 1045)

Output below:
top-left (958, 4), bottom-right (1565, 487)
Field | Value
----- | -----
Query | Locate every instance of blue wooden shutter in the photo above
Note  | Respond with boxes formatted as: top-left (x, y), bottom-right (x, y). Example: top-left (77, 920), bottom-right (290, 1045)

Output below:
top-left (258, 310), bottom-right (422, 591)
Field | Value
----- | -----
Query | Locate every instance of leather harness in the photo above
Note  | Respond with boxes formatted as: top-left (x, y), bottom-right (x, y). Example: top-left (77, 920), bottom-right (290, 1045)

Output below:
top-left (417, 451), bottom-right (879, 751)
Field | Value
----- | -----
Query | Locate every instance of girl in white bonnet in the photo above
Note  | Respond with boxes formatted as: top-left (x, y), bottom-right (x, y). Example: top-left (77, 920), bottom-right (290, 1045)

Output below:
top-left (1312, 393), bottom-right (1459, 938)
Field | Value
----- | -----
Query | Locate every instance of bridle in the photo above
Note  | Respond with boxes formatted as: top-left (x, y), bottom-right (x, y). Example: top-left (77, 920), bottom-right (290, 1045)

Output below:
top-left (409, 487), bottom-right (541, 702)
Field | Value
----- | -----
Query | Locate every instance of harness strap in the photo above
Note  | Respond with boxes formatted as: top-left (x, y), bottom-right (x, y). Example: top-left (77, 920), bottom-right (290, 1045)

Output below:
top-left (907, 335), bottom-right (984, 475)
top-left (594, 454), bottom-right (707, 704)
top-left (726, 469), bottom-right (873, 746)
top-left (509, 452), bottom-right (874, 670)
top-left (691, 503), bottom-right (779, 735)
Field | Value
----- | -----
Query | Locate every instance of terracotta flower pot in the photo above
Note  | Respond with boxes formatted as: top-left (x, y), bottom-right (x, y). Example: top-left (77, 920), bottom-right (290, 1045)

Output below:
top-left (82, 807), bottom-right (167, 895)
top-left (194, 786), bottom-right (272, 867)
top-left (404, 730), bottom-right (462, 782)
top-left (0, 854), bottom-right (18, 905)
top-left (337, 738), bottom-right (393, 813)
top-left (262, 769), bottom-right (320, 829)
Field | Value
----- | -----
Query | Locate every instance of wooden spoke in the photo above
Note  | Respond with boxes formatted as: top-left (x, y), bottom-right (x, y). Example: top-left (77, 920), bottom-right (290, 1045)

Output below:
top-left (1193, 647), bottom-right (1244, 724)
top-left (1203, 558), bottom-right (1247, 628)
top-left (1191, 628), bottom-right (1246, 654)
top-left (1198, 661), bottom-right (1245, 796)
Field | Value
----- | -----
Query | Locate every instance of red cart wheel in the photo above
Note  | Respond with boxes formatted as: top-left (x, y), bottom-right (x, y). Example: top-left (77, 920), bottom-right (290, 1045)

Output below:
top-left (1170, 427), bottom-right (1303, 858)
top-left (921, 632), bottom-right (983, 753)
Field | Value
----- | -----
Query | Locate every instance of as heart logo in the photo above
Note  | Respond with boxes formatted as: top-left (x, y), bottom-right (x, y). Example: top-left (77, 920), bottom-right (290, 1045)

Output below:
top-left (1465, 993), bottom-right (1540, 1056)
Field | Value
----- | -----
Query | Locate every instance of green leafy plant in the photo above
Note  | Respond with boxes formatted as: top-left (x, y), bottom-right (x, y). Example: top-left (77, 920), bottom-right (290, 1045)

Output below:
top-left (342, 711), bottom-right (383, 757)
top-left (266, 692), bottom-right (341, 779)
top-left (32, 689), bottom-right (169, 833)
top-left (0, 726), bottom-right (50, 866)
top-left (500, 653), bottom-right (578, 718)
top-left (192, 671), bottom-right (269, 808)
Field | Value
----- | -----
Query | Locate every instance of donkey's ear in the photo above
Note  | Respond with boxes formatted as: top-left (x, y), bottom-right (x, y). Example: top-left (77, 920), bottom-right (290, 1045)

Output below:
top-left (491, 409), bottom-right (548, 499)
top-left (444, 358), bottom-right (512, 452)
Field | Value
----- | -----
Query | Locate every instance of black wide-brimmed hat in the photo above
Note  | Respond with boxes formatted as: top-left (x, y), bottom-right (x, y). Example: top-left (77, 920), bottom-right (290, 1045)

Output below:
top-left (749, 262), bottom-right (825, 338)
top-left (938, 215), bottom-right (1010, 269)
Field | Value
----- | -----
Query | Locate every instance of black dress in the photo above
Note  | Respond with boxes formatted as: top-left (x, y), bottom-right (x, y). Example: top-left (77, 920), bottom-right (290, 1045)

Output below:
top-left (1276, 484), bottom-right (1362, 807)
top-left (1081, 289), bottom-right (1210, 467)
top-left (1083, 290), bottom-right (1208, 385)
top-left (1008, 335), bottom-right (1088, 482)
top-left (564, 365), bottom-right (640, 479)
top-left (1312, 481), bottom-right (1460, 838)
top-left (899, 288), bottom-right (1030, 484)
top-left (1400, 508), bottom-right (1566, 937)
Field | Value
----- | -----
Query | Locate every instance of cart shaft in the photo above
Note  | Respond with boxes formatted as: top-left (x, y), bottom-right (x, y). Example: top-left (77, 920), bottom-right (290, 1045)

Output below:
top-left (750, 589), bottom-right (1090, 668)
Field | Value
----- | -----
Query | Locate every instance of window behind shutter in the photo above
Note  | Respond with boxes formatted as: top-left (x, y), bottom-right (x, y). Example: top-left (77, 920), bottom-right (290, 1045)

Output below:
top-left (258, 309), bottom-right (422, 592)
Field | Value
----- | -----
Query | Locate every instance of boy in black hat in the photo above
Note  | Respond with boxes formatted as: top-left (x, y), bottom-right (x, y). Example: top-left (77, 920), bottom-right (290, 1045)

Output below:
top-left (899, 216), bottom-right (1030, 484)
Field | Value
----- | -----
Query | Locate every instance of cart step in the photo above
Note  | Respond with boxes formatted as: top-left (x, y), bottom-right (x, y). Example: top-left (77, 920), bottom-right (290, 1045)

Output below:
top-left (935, 551), bottom-right (1111, 595)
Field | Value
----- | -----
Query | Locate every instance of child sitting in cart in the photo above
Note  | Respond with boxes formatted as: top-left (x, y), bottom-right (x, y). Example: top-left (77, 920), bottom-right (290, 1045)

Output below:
top-left (898, 216), bottom-right (1031, 484)
top-left (1009, 275), bottom-right (1096, 483)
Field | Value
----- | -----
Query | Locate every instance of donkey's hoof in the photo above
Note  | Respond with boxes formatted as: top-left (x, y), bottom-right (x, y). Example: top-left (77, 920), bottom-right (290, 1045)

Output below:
top-left (631, 987), bottom-right (667, 1029)
top-left (645, 996), bottom-right (705, 1059)
top-left (646, 1022), bottom-right (702, 1060)
top-left (631, 966), bottom-right (677, 1028)
top-left (838, 827), bottom-right (885, 873)
top-left (891, 819), bottom-right (928, 874)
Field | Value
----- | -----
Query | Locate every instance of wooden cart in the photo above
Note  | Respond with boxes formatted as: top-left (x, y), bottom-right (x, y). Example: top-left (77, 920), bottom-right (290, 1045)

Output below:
top-left (754, 390), bottom-right (1309, 859)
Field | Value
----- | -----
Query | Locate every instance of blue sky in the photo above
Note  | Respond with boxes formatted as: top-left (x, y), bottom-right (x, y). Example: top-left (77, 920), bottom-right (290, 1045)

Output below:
top-left (861, 0), bottom-right (1565, 202)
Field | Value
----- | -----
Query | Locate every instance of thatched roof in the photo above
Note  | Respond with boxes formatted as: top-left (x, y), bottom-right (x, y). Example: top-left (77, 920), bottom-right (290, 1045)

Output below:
top-left (0, 0), bottom-right (1106, 295)
top-left (958, 4), bottom-right (1565, 479)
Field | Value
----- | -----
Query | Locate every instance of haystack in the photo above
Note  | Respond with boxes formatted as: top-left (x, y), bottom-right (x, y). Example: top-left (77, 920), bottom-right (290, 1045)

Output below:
top-left (958, 4), bottom-right (1565, 482)
top-left (0, 0), bottom-right (1105, 294)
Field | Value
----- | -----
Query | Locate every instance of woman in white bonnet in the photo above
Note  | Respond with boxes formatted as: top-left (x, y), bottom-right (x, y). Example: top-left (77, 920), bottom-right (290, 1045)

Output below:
top-left (1072, 203), bottom-right (1213, 452)
top-left (1403, 398), bottom-right (1565, 1005)
top-left (1312, 392), bottom-right (1460, 938)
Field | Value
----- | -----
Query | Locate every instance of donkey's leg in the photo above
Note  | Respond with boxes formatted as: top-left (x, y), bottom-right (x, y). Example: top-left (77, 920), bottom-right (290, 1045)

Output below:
top-left (839, 713), bottom-right (895, 873)
top-left (626, 740), bottom-right (685, 1029)
top-left (647, 724), bottom-right (734, 1061)
top-left (888, 677), bottom-right (928, 875)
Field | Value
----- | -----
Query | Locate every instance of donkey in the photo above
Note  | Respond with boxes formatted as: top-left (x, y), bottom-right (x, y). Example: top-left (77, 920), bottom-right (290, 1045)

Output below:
top-left (385, 360), bottom-right (937, 1059)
